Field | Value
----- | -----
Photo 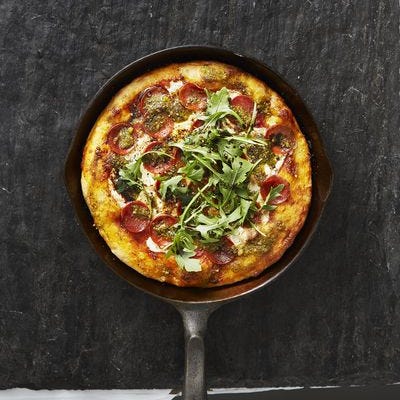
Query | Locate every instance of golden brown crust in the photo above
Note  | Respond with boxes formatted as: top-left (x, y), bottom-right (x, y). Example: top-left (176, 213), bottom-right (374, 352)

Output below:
top-left (81, 61), bottom-right (312, 287)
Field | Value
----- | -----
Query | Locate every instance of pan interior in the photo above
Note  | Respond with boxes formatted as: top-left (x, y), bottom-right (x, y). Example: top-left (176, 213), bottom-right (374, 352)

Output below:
top-left (65, 46), bottom-right (333, 304)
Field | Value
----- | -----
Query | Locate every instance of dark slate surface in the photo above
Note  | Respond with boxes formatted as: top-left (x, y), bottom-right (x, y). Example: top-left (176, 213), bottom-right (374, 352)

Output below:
top-left (0, 0), bottom-right (399, 390)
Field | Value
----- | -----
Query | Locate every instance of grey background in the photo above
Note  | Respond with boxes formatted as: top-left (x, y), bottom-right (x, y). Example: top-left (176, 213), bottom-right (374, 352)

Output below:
top-left (1, 0), bottom-right (399, 390)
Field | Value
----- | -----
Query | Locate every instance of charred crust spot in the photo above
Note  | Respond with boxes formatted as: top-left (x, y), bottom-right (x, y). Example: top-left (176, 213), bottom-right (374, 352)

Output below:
top-left (104, 152), bottom-right (126, 171)
top-left (181, 271), bottom-right (201, 284)
top-left (228, 80), bottom-right (248, 94)
top-left (95, 147), bottom-right (107, 160)
top-left (111, 107), bottom-right (121, 117)
top-left (147, 250), bottom-right (160, 260)
top-left (208, 265), bottom-right (223, 284)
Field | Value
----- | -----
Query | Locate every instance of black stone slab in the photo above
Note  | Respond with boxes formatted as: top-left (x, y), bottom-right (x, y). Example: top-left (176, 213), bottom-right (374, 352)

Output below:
top-left (0, 0), bottom-right (399, 390)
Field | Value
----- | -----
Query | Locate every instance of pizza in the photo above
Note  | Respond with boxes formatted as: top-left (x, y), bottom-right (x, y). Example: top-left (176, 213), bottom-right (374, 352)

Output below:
top-left (81, 61), bottom-right (311, 287)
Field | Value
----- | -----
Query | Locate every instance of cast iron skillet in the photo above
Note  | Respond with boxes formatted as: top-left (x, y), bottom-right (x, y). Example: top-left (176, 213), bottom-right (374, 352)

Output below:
top-left (64, 46), bottom-right (333, 399)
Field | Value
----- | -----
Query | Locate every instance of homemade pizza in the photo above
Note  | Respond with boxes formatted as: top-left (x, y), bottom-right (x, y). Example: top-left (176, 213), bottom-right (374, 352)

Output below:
top-left (81, 61), bottom-right (311, 287)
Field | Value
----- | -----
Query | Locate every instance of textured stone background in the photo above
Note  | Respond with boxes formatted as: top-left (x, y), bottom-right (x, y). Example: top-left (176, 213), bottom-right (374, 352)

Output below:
top-left (0, 0), bottom-right (399, 390)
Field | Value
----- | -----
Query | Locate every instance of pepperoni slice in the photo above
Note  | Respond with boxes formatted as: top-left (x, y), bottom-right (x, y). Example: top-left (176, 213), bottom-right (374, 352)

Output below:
top-left (107, 123), bottom-right (136, 155)
top-left (121, 201), bottom-right (150, 233)
top-left (226, 95), bottom-right (255, 130)
top-left (143, 115), bottom-right (174, 140)
top-left (265, 124), bottom-right (295, 154)
top-left (260, 175), bottom-right (290, 204)
top-left (192, 119), bottom-right (204, 130)
top-left (150, 215), bottom-right (178, 247)
top-left (178, 83), bottom-right (207, 111)
top-left (138, 85), bottom-right (170, 115)
top-left (231, 95), bottom-right (255, 116)
top-left (254, 113), bottom-right (266, 128)
top-left (142, 141), bottom-right (180, 175)
top-left (208, 237), bottom-right (236, 265)
top-left (279, 108), bottom-right (293, 123)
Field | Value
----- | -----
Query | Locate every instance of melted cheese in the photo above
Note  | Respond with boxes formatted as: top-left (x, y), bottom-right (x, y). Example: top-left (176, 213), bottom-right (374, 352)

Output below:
top-left (167, 80), bottom-right (184, 94)
top-left (146, 237), bottom-right (167, 253)
top-left (264, 154), bottom-right (287, 177)
top-left (174, 117), bottom-right (196, 131)
top-left (227, 89), bottom-right (242, 99)
top-left (228, 227), bottom-right (258, 247)
top-left (140, 164), bottom-right (156, 186)
top-left (125, 134), bottom-right (152, 162)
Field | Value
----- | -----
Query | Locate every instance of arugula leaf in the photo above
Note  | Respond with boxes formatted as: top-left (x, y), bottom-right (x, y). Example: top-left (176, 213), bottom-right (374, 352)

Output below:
top-left (206, 87), bottom-right (231, 115)
top-left (191, 153), bottom-right (222, 179)
top-left (167, 228), bottom-right (196, 253)
top-left (179, 180), bottom-right (213, 226)
top-left (117, 158), bottom-right (143, 191)
top-left (194, 205), bottom-right (242, 241)
top-left (166, 228), bottom-right (202, 272)
top-left (117, 148), bottom-right (175, 192)
top-left (159, 175), bottom-right (187, 200)
top-left (178, 160), bottom-right (205, 182)
top-left (239, 198), bottom-right (253, 224)
top-left (185, 146), bottom-right (221, 162)
top-left (217, 138), bottom-right (242, 161)
top-left (220, 157), bottom-right (254, 187)
top-left (202, 88), bottom-right (243, 128)
top-left (262, 184), bottom-right (284, 211)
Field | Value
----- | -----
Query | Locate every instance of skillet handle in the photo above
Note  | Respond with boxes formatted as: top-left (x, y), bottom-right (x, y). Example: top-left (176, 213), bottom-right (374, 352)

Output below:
top-left (176, 303), bottom-right (221, 400)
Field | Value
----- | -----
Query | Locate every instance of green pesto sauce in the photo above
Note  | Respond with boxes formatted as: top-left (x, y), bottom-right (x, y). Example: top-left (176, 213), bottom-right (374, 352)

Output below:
top-left (246, 142), bottom-right (277, 167)
top-left (144, 113), bottom-right (167, 133)
top-left (240, 234), bottom-right (274, 256)
top-left (142, 146), bottom-right (169, 166)
top-left (169, 98), bottom-right (190, 122)
top-left (145, 92), bottom-right (170, 113)
top-left (234, 106), bottom-right (252, 125)
top-left (117, 127), bottom-right (135, 149)
top-left (131, 203), bottom-right (150, 218)
top-left (271, 133), bottom-right (292, 150)
top-left (153, 221), bottom-right (176, 240)
top-left (200, 65), bottom-right (227, 81)
top-left (108, 153), bottom-right (127, 170)
top-left (257, 99), bottom-right (272, 116)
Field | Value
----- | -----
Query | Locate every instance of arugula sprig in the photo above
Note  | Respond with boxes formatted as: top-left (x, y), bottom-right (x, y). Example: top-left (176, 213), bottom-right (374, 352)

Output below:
top-left (158, 176), bottom-right (188, 200)
top-left (116, 157), bottom-right (143, 193)
top-left (116, 150), bottom-right (174, 194)
top-left (162, 89), bottom-right (275, 266)
top-left (262, 184), bottom-right (284, 211)
top-left (166, 229), bottom-right (201, 272)
top-left (201, 88), bottom-right (244, 129)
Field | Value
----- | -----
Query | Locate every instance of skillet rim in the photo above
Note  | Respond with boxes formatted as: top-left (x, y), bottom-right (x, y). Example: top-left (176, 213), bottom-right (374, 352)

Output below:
top-left (64, 45), bottom-right (333, 304)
